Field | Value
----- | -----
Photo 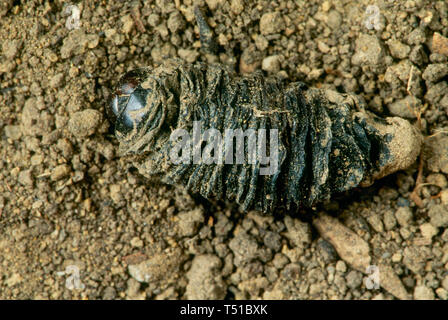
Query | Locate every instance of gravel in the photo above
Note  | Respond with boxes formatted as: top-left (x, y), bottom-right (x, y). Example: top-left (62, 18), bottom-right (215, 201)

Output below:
top-left (1, 0), bottom-right (448, 300)
top-left (185, 254), bottom-right (226, 300)
top-left (68, 109), bottom-right (103, 138)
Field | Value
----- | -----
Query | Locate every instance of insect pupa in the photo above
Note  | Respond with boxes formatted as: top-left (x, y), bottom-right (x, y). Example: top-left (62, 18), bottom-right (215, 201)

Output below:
top-left (109, 60), bottom-right (422, 213)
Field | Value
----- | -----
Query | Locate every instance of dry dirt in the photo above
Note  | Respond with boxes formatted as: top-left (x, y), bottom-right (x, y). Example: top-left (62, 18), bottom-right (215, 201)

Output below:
top-left (1, 0), bottom-right (448, 300)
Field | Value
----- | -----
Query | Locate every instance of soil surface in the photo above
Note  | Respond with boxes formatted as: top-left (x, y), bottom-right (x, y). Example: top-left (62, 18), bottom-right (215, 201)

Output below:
top-left (1, 0), bottom-right (448, 300)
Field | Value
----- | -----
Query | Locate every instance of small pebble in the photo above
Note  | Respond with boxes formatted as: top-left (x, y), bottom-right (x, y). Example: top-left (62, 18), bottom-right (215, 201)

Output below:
top-left (259, 12), bottom-right (285, 35)
top-left (50, 73), bottom-right (65, 89)
top-left (262, 55), bottom-right (281, 73)
top-left (407, 28), bottom-right (426, 45)
top-left (345, 270), bottom-right (363, 289)
top-left (4, 125), bottom-right (22, 140)
top-left (18, 169), bottom-right (33, 186)
top-left (414, 285), bottom-right (435, 300)
top-left (383, 210), bottom-right (397, 230)
top-left (68, 109), bottom-right (102, 138)
top-left (432, 32), bottom-right (448, 56)
top-left (102, 287), bottom-right (117, 300)
top-left (442, 276), bottom-right (448, 291)
top-left (428, 204), bottom-right (448, 228)
top-left (352, 34), bottom-right (385, 66)
top-left (51, 164), bottom-right (71, 181)
top-left (419, 223), bottom-right (438, 240)
top-left (395, 207), bottom-right (413, 227)
top-left (422, 63), bottom-right (448, 82)
top-left (388, 96), bottom-right (420, 119)
top-left (426, 173), bottom-right (447, 188)
top-left (326, 10), bottom-right (341, 30)
top-left (167, 11), bottom-right (185, 33)
top-left (130, 237), bottom-right (143, 248)
top-left (335, 260), bottom-right (347, 273)
top-left (387, 39), bottom-right (411, 59)
top-left (440, 190), bottom-right (448, 205)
